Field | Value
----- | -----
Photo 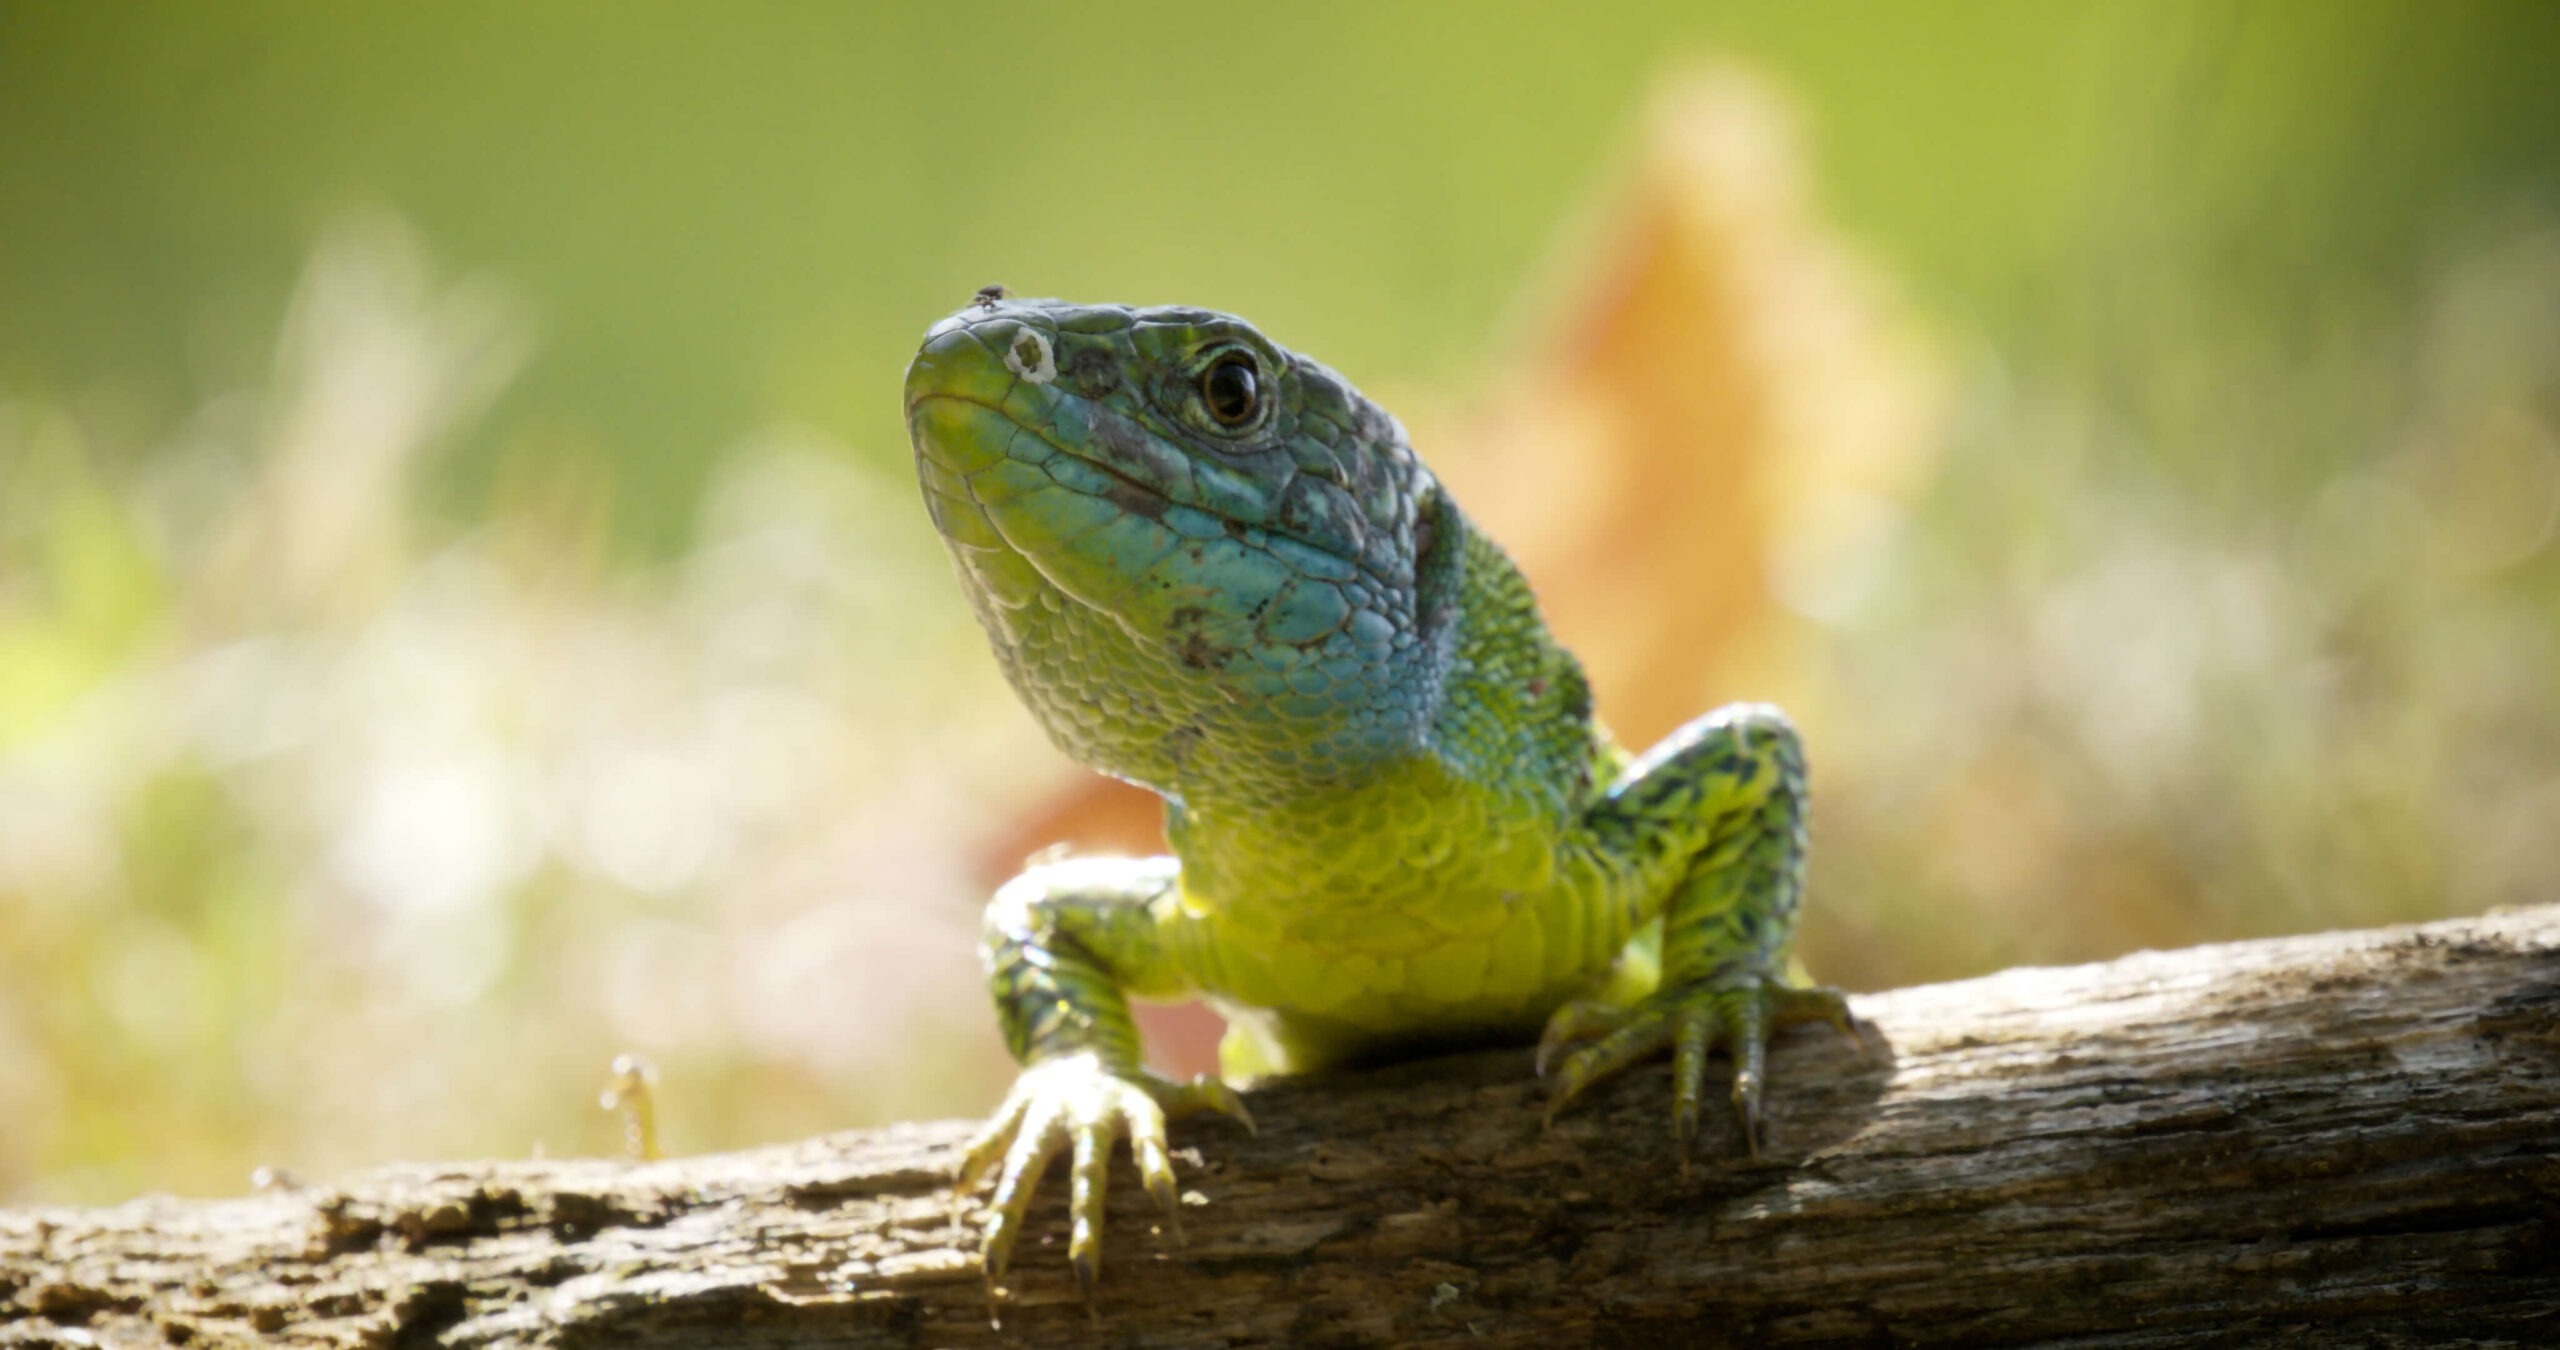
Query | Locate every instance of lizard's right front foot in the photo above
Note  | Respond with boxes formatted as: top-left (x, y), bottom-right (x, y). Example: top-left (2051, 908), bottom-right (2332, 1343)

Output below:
top-left (956, 1053), bottom-right (1253, 1305)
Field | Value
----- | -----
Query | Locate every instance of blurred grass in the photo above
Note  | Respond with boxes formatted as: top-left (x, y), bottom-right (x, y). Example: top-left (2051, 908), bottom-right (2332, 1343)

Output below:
top-left (1, 1), bottom-right (2557, 1202)
top-left (9, 2), bottom-right (2550, 550)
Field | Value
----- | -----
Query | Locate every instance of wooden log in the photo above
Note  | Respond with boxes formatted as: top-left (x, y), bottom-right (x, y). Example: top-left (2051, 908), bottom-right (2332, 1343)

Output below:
top-left (4, 907), bottom-right (2555, 1348)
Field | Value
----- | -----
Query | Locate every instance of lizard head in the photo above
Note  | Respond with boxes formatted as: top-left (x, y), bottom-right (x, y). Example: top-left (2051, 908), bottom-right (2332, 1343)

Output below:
top-left (904, 295), bottom-right (1456, 797)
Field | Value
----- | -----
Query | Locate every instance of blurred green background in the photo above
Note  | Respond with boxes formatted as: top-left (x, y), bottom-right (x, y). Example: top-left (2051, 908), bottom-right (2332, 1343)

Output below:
top-left (2, 1), bottom-right (2556, 1203)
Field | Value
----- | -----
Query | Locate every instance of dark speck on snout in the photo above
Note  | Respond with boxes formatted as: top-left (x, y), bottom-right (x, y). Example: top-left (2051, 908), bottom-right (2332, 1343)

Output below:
top-left (1068, 347), bottom-right (1120, 398)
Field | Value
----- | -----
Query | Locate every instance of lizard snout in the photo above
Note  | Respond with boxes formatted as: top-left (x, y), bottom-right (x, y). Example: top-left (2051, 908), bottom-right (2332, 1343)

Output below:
top-left (906, 305), bottom-right (1061, 415)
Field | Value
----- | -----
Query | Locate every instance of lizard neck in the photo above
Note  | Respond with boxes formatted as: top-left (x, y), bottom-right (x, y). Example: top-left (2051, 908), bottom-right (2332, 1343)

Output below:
top-left (1162, 526), bottom-right (1611, 937)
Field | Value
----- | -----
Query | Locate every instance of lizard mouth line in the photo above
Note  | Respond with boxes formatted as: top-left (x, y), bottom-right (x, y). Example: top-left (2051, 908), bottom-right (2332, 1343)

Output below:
top-left (910, 390), bottom-right (1378, 584)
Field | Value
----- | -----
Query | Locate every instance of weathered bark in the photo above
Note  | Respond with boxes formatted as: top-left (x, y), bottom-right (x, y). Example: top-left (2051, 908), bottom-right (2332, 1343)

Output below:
top-left (4, 908), bottom-right (2556, 1348)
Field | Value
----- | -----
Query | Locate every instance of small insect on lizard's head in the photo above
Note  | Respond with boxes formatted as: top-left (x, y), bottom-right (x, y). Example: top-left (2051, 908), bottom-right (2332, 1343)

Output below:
top-left (904, 294), bottom-right (1457, 792)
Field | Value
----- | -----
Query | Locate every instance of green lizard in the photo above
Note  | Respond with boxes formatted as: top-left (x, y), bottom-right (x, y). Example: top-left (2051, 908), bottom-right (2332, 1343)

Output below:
top-left (904, 291), bottom-right (1854, 1301)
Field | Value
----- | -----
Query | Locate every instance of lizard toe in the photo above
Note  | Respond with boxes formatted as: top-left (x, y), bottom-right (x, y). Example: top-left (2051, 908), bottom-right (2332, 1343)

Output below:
top-left (1536, 998), bottom-right (1633, 1078)
top-left (1543, 1015), bottom-right (1675, 1127)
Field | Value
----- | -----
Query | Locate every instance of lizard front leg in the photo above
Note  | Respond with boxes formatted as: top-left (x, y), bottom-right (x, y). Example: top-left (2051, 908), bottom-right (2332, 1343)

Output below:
top-left (958, 855), bottom-right (1251, 1304)
top-left (1540, 703), bottom-right (1857, 1161)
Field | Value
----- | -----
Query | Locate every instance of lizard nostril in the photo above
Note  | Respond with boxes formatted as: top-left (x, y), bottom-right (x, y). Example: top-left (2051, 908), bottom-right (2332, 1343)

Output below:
top-left (1005, 329), bottom-right (1057, 385)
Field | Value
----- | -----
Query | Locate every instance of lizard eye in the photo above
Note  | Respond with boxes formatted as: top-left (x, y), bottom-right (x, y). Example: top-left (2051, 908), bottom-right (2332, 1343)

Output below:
top-left (1199, 355), bottom-right (1262, 428)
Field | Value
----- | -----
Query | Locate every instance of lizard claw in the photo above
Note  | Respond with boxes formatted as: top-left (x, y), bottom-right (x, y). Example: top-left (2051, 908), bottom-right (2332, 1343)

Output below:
top-left (1534, 998), bottom-right (1633, 1081)
top-left (1541, 1006), bottom-right (1673, 1129)
top-left (1164, 1071), bottom-right (1257, 1136)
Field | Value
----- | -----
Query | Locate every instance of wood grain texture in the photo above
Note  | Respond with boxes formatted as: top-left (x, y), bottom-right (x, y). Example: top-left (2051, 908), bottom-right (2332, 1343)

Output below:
top-left (5, 907), bottom-right (2556, 1348)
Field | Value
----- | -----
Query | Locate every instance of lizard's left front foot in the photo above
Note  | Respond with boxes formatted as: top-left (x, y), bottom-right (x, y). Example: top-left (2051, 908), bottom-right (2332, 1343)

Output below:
top-left (1538, 973), bottom-right (1856, 1162)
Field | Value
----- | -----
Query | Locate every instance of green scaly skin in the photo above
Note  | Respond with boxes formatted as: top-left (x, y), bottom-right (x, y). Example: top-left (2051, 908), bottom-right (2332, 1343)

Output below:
top-left (903, 292), bottom-right (1855, 1304)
